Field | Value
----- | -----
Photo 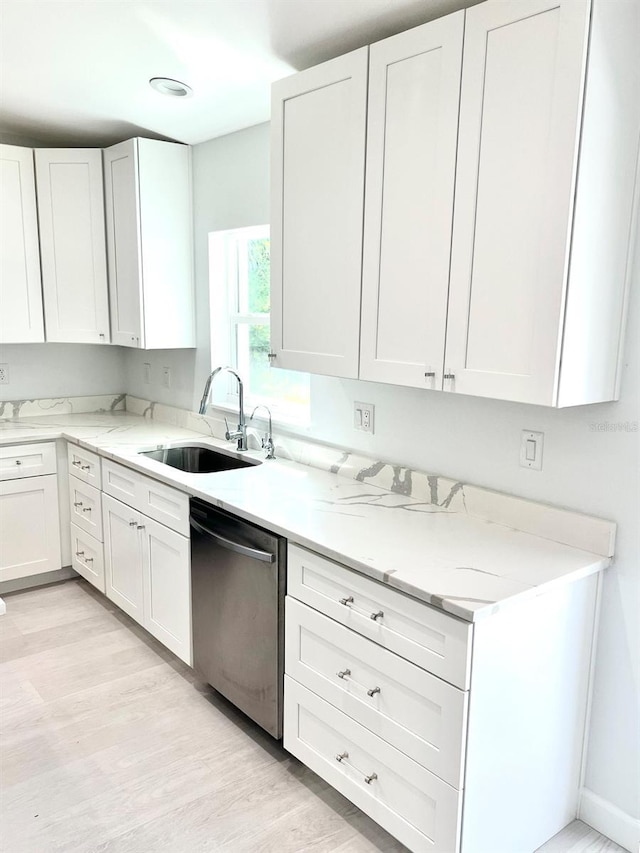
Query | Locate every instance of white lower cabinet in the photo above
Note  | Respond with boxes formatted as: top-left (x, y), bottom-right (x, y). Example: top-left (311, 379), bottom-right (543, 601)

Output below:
top-left (102, 491), bottom-right (191, 665)
top-left (285, 544), bottom-right (600, 853)
top-left (285, 677), bottom-right (462, 853)
top-left (0, 441), bottom-right (61, 584)
top-left (0, 474), bottom-right (61, 583)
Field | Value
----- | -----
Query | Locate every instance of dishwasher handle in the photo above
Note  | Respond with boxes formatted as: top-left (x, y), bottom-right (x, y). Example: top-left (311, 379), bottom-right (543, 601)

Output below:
top-left (189, 516), bottom-right (276, 563)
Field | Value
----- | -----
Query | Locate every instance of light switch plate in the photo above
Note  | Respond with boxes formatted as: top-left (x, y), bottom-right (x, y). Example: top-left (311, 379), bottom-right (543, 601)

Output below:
top-left (520, 430), bottom-right (544, 470)
top-left (0, 364), bottom-right (8, 385)
top-left (143, 363), bottom-right (151, 384)
top-left (161, 366), bottom-right (171, 388)
top-left (354, 402), bottom-right (374, 434)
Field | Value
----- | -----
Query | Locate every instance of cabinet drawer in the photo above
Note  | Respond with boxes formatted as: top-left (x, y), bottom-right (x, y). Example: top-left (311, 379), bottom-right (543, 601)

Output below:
top-left (285, 676), bottom-right (462, 853)
top-left (67, 444), bottom-right (101, 489)
top-left (288, 545), bottom-right (472, 689)
top-left (69, 476), bottom-right (103, 541)
top-left (0, 442), bottom-right (56, 481)
top-left (70, 523), bottom-right (105, 593)
top-left (102, 459), bottom-right (189, 535)
top-left (285, 597), bottom-right (467, 789)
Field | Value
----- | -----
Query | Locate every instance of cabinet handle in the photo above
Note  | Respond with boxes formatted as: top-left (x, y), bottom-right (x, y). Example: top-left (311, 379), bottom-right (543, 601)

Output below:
top-left (128, 520), bottom-right (137, 527)
top-left (444, 373), bottom-right (455, 381)
top-left (74, 501), bottom-right (83, 507)
top-left (336, 668), bottom-right (381, 699)
top-left (338, 595), bottom-right (384, 623)
top-left (81, 465), bottom-right (91, 471)
top-left (268, 352), bottom-right (276, 361)
top-left (424, 371), bottom-right (435, 378)
top-left (72, 460), bottom-right (82, 467)
top-left (335, 751), bottom-right (378, 785)
top-left (15, 459), bottom-right (22, 465)
top-left (76, 551), bottom-right (84, 557)
top-left (137, 524), bottom-right (145, 530)
top-left (82, 507), bottom-right (92, 513)
top-left (85, 557), bottom-right (93, 563)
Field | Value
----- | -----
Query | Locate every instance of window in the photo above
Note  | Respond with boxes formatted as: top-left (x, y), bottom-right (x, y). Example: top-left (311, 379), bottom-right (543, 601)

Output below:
top-left (209, 225), bottom-right (310, 422)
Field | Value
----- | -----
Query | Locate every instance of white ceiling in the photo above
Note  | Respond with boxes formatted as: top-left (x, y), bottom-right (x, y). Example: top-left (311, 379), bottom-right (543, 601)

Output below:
top-left (0, 0), bottom-right (479, 148)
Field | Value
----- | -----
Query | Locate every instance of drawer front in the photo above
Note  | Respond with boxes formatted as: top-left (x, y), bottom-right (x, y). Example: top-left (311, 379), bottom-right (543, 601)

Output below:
top-left (284, 676), bottom-right (462, 853)
top-left (288, 544), bottom-right (472, 689)
top-left (70, 523), bottom-right (105, 593)
top-left (102, 458), bottom-right (139, 506)
top-left (137, 475), bottom-right (189, 536)
top-left (0, 442), bottom-right (56, 481)
top-left (286, 597), bottom-right (467, 789)
top-left (67, 444), bottom-right (101, 489)
top-left (69, 476), bottom-right (103, 541)
top-left (102, 459), bottom-right (189, 535)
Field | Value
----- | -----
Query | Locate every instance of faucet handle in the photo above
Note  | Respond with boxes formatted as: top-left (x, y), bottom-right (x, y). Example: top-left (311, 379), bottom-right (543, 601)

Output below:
top-left (224, 416), bottom-right (232, 441)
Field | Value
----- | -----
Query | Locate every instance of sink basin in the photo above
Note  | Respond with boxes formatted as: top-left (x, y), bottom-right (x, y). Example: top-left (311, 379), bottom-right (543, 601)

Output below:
top-left (138, 444), bottom-right (261, 473)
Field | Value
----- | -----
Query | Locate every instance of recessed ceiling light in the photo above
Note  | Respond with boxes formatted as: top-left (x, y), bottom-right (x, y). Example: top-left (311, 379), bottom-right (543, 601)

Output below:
top-left (149, 77), bottom-right (193, 98)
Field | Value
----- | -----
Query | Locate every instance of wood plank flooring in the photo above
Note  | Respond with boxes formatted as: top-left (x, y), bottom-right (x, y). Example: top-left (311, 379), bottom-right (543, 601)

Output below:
top-left (0, 580), bottom-right (628, 853)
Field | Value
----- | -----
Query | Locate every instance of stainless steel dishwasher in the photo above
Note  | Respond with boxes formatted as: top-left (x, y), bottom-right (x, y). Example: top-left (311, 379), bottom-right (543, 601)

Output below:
top-left (189, 498), bottom-right (286, 739)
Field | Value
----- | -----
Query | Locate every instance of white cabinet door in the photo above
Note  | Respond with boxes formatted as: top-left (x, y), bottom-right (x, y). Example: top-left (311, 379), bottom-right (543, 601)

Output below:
top-left (0, 474), bottom-right (61, 582)
top-left (103, 139), bottom-right (143, 348)
top-left (103, 493), bottom-right (144, 623)
top-left (360, 13), bottom-right (464, 389)
top-left (444, 0), bottom-right (590, 405)
top-left (271, 48), bottom-right (368, 379)
top-left (0, 144), bottom-right (44, 343)
top-left (103, 138), bottom-right (195, 350)
top-left (142, 516), bottom-right (191, 665)
top-left (35, 149), bottom-right (110, 344)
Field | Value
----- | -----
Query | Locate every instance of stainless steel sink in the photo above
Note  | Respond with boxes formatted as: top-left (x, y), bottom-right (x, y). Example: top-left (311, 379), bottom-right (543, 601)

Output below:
top-left (138, 444), bottom-right (261, 473)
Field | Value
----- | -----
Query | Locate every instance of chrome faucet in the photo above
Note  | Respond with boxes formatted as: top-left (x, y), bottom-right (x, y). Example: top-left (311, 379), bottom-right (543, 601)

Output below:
top-left (250, 405), bottom-right (275, 459)
top-left (199, 366), bottom-right (248, 451)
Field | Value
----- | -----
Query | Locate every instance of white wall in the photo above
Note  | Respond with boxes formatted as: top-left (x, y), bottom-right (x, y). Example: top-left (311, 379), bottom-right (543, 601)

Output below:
top-left (127, 122), bottom-right (640, 828)
top-left (0, 343), bottom-right (126, 402)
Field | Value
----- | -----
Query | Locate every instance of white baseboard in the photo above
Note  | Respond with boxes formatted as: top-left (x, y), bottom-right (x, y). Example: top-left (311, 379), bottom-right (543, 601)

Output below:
top-left (579, 788), bottom-right (640, 853)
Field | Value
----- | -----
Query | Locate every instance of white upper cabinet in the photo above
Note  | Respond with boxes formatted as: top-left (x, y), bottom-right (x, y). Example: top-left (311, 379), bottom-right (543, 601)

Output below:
top-left (103, 138), bottom-right (195, 349)
top-left (0, 144), bottom-right (44, 343)
top-left (445, 0), bottom-right (639, 406)
top-left (360, 13), bottom-right (464, 389)
top-left (35, 148), bottom-right (110, 344)
top-left (272, 0), bottom-right (639, 407)
top-left (271, 48), bottom-right (368, 378)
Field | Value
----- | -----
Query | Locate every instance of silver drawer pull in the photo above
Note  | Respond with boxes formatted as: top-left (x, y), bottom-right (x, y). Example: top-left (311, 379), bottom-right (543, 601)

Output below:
top-left (335, 751), bottom-right (378, 785)
top-left (72, 460), bottom-right (81, 467)
top-left (15, 459), bottom-right (22, 465)
top-left (82, 507), bottom-right (92, 513)
top-left (137, 524), bottom-right (145, 531)
top-left (338, 594), bottom-right (384, 623)
top-left (339, 596), bottom-right (354, 606)
top-left (74, 502), bottom-right (83, 507)
top-left (81, 465), bottom-right (91, 471)
top-left (370, 610), bottom-right (384, 621)
top-left (85, 557), bottom-right (93, 563)
top-left (336, 668), bottom-right (381, 700)
top-left (129, 520), bottom-right (137, 527)
top-left (75, 551), bottom-right (84, 557)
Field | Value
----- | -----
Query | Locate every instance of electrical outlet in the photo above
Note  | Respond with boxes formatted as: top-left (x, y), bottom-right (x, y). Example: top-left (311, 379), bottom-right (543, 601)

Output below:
top-left (143, 363), bottom-right (151, 384)
top-left (0, 364), bottom-right (9, 385)
top-left (161, 367), bottom-right (171, 388)
top-left (520, 430), bottom-right (544, 470)
top-left (354, 402), bottom-right (374, 434)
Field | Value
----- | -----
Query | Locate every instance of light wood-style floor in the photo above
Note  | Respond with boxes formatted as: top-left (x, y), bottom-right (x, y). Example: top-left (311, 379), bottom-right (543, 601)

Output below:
top-left (0, 580), bottom-right (628, 853)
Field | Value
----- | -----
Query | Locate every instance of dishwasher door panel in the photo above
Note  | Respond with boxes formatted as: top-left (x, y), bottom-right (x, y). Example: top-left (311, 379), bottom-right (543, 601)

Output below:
top-left (190, 503), bottom-right (285, 738)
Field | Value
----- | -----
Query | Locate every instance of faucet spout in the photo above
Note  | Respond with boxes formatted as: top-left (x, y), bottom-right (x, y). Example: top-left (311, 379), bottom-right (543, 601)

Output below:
top-left (199, 366), bottom-right (247, 451)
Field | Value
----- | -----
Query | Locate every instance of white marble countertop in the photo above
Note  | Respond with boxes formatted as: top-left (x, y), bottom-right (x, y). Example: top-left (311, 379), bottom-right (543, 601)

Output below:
top-left (0, 411), bottom-right (612, 622)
